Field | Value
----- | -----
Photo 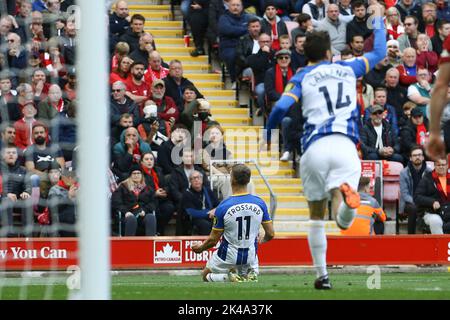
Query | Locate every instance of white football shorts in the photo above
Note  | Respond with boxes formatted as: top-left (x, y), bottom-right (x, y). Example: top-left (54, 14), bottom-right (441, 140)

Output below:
top-left (300, 134), bottom-right (361, 201)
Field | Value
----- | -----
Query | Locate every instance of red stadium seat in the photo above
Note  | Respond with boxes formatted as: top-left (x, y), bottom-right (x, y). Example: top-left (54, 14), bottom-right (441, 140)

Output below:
top-left (383, 161), bottom-right (404, 234)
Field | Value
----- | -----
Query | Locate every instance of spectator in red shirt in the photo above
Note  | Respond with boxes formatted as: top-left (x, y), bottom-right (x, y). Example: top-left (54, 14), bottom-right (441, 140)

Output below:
top-left (14, 101), bottom-right (38, 150)
top-left (109, 55), bottom-right (133, 85)
top-left (415, 33), bottom-right (438, 75)
top-left (144, 51), bottom-right (169, 87)
top-left (420, 2), bottom-right (438, 39)
top-left (125, 61), bottom-right (149, 112)
top-left (386, 6), bottom-right (404, 40)
top-left (397, 47), bottom-right (418, 87)
top-left (149, 79), bottom-right (179, 126)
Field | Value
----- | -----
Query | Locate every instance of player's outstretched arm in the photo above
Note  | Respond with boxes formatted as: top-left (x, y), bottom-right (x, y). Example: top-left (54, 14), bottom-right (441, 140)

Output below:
top-left (347, 4), bottom-right (387, 78)
top-left (265, 93), bottom-right (297, 142)
top-left (259, 221), bottom-right (275, 244)
top-left (192, 229), bottom-right (223, 253)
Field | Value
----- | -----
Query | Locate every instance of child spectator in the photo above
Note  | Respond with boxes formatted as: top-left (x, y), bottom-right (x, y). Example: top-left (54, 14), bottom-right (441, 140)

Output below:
top-left (279, 34), bottom-right (291, 50)
top-left (111, 42), bottom-right (130, 71)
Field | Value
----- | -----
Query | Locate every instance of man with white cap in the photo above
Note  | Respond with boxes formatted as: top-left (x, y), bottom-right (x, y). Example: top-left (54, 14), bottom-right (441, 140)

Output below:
top-left (386, 39), bottom-right (402, 66)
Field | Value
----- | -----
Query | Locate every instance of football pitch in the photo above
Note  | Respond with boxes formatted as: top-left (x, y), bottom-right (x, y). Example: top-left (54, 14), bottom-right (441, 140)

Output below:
top-left (0, 272), bottom-right (449, 300)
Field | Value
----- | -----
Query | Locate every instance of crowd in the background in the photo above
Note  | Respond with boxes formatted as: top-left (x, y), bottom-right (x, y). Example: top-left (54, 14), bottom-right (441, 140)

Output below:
top-left (0, 0), bottom-right (449, 237)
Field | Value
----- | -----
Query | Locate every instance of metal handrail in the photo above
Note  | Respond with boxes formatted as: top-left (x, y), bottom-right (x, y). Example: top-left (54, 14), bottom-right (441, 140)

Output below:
top-left (209, 159), bottom-right (278, 219)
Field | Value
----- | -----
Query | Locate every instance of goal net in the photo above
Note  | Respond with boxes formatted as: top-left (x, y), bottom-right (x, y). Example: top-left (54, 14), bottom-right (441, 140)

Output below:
top-left (0, 0), bottom-right (109, 299)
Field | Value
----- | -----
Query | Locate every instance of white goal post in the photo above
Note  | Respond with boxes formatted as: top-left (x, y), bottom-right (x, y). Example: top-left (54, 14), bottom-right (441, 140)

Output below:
top-left (77, 0), bottom-right (110, 299)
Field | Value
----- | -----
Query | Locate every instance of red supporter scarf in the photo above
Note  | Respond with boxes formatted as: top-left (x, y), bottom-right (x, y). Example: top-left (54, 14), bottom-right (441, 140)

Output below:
top-left (271, 21), bottom-right (280, 51)
top-left (132, 143), bottom-right (141, 162)
top-left (145, 67), bottom-right (169, 83)
top-left (356, 82), bottom-right (365, 115)
top-left (275, 65), bottom-right (293, 94)
top-left (431, 170), bottom-right (450, 202)
top-left (142, 165), bottom-right (160, 190)
top-left (52, 99), bottom-right (65, 112)
top-left (416, 123), bottom-right (427, 146)
top-left (57, 179), bottom-right (70, 190)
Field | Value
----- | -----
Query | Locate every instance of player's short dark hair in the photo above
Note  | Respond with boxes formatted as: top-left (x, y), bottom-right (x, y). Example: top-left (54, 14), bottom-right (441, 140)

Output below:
top-left (304, 31), bottom-right (331, 62)
top-left (231, 163), bottom-right (251, 186)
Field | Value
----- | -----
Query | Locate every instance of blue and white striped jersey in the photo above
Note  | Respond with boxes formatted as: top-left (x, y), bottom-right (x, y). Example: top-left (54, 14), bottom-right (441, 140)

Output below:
top-left (212, 193), bottom-right (271, 265)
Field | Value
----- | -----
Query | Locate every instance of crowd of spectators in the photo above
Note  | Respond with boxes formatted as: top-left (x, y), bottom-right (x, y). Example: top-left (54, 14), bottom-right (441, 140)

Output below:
top-left (1, 0), bottom-right (450, 237)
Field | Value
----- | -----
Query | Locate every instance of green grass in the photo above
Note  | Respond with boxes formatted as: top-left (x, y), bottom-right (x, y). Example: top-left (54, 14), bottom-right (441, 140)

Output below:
top-left (0, 273), bottom-right (449, 300)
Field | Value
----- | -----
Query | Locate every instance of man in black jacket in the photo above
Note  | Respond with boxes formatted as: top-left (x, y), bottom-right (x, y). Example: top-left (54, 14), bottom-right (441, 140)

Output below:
top-left (235, 17), bottom-right (262, 77)
top-left (181, 170), bottom-right (219, 235)
top-left (110, 81), bottom-right (140, 130)
top-left (400, 108), bottom-right (429, 161)
top-left (431, 19), bottom-right (450, 56)
top-left (345, 0), bottom-right (372, 45)
top-left (395, 0), bottom-right (422, 22)
top-left (164, 60), bottom-right (203, 112)
top-left (384, 67), bottom-right (408, 126)
top-left (1, 146), bottom-right (31, 236)
top-left (364, 58), bottom-right (392, 90)
top-left (414, 156), bottom-right (449, 234)
top-left (119, 14), bottom-right (145, 53)
top-left (169, 149), bottom-right (209, 235)
top-left (129, 33), bottom-right (155, 69)
top-left (360, 104), bottom-right (403, 163)
top-left (246, 33), bottom-right (275, 115)
top-left (109, 0), bottom-right (130, 37)
top-left (261, 1), bottom-right (288, 51)
top-left (157, 124), bottom-right (190, 176)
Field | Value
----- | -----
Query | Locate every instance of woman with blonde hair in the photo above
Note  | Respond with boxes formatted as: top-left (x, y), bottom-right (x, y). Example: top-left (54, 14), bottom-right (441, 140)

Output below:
top-left (111, 164), bottom-right (157, 236)
top-left (385, 7), bottom-right (404, 40)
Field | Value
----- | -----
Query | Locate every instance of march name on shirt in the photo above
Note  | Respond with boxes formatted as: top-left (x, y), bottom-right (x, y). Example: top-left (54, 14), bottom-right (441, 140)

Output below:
top-left (307, 65), bottom-right (353, 87)
top-left (225, 203), bottom-right (263, 217)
